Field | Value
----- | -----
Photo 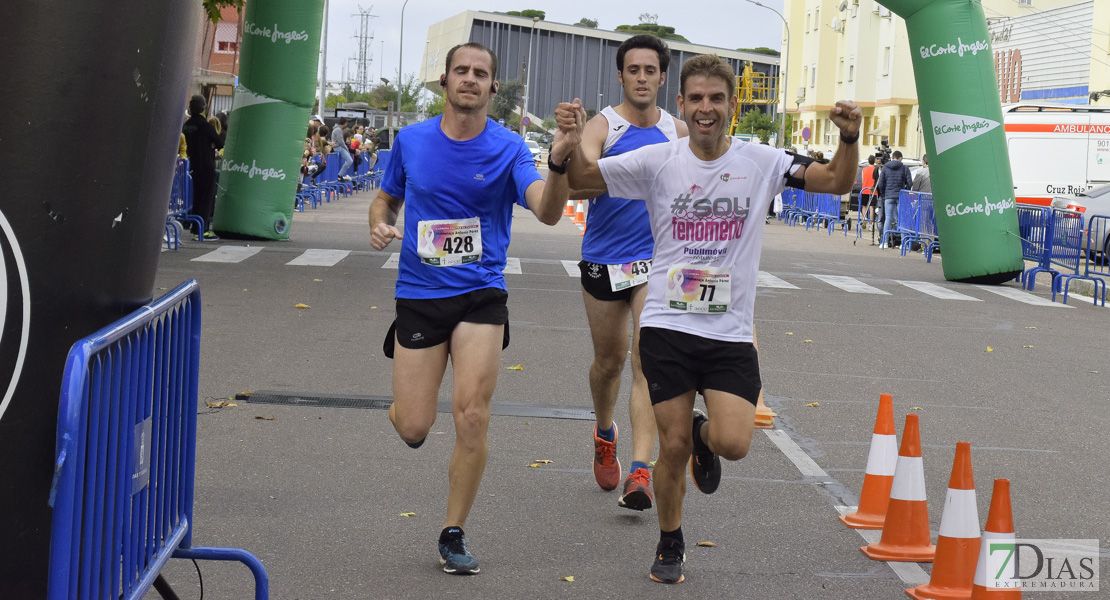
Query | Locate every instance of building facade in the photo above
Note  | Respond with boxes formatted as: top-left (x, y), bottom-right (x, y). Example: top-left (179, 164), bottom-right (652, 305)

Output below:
top-left (783, 0), bottom-right (1109, 158)
top-left (190, 5), bottom-right (244, 116)
top-left (423, 11), bottom-right (781, 128)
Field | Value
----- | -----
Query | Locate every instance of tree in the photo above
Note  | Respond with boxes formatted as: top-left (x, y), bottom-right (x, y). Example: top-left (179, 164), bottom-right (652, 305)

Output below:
top-left (576, 18), bottom-right (598, 28)
top-left (325, 93), bottom-right (347, 108)
top-left (638, 13), bottom-right (658, 25)
top-left (738, 47), bottom-right (780, 57)
top-left (504, 9), bottom-right (546, 19)
top-left (614, 22), bottom-right (689, 42)
top-left (488, 78), bottom-right (524, 122)
top-left (202, 0), bottom-right (243, 23)
top-left (737, 109), bottom-right (775, 143)
top-left (541, 115), bottom-right (557, 131)
top-left (426, 91), bottom-right (445, 118)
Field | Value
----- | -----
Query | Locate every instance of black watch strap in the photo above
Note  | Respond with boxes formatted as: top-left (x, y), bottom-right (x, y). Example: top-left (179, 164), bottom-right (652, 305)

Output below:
top-left (548, 154), bottom-right (570, 174)
top-left (840, 130), bottom-right (860, 145)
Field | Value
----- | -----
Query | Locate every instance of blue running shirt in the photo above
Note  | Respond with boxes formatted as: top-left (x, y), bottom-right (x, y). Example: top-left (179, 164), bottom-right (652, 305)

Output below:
top-left (581, 106), bottom-right (679, 264)
top-left (382, 117), bottom-right (542, 299)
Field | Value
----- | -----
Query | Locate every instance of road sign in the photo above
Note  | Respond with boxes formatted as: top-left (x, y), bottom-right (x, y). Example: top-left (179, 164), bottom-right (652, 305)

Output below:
top-left (521, 116), bottom-right (531, 126)
top-left (802, 127), bottom-right (811, 141)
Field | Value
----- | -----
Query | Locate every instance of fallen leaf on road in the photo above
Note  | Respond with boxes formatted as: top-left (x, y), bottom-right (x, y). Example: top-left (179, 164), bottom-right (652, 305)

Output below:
top-left (295, 303), bottom-right (310, 309)
top-left (986, 346), bottom-right (993, 352)
top-left (1025, 326), bottom-right (1037, 329)
top-left (1023, 345), bottom-right (1034, 349)
top-left (314, 279), bottom-right (322, 282)
top-left (158, 287), bottom-right (167, 291)
top-left (205, 400), bottom-right (234, 408)
top-left (533, 459), bottom-right (554, 464)
top-left (254, 415), bottom-right (275, 420)
top-left (527, 463), bottom-right (543, 468)
top-left (370, 306), bottom-right (378, 309)
top-left (400, 512), bottom-right (416, 517)
top-left (806, 402), bottom-right (819, 407)
top-left (804, 339), bottom-right (812, 343)
top-left (785, 332), bottom-right (794, 335)
top-left (560, 576), bottom-right (574, 582)
top-left (696, 541), bottom-right (716, 547)
top-left (911, 406), bottom-right (922, 410)
top-left (506, 365), bottom-right (524, 371)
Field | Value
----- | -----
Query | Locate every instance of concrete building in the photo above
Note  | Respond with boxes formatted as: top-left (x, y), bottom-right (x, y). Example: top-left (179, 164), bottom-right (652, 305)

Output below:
top-left (190, 5), bottom-right (243, 115)
top-left (782, 0), bottom-right (1108, 158)
top-left (422, 11), bottom-right (782, 129)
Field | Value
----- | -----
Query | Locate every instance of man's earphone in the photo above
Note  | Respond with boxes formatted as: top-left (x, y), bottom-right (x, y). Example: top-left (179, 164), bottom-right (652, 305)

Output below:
top-left (440, 73), bottom-right (498, 94)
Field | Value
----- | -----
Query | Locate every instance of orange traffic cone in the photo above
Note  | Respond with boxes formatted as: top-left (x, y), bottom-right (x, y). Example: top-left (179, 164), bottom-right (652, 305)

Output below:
top-left (573, 200), bottom-right (586, 224)
top-left (754, 391), bottom-right (776, 429)
top-left (563, 199), bottom-right (575, 217)
top-left (970, 480), bottom-right (1021, 599)
top-left (861, 413), bottom-right (936, 562)
top-left (840, 393), bottom-right (897, 529)
top-left (906, 441), bottom-right (980, 600)
top-left (578, 220), bottom-right (587, 236)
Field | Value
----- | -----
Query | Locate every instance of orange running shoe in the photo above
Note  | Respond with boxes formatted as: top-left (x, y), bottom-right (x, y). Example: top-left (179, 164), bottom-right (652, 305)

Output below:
top-left (618, 467), bottom-right (654, 511)
top-left (592, 423), bottom-right (621, 491)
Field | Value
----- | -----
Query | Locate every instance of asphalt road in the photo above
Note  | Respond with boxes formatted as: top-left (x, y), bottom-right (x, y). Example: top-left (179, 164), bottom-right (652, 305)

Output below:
top-left (148, 182), bottom-right (1109, 600)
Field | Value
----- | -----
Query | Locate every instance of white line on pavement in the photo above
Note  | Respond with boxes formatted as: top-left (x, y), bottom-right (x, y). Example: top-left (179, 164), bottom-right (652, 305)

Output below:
top-left (974, 284), bottom-right (1073, 308)
top-left (191, 246), bottom-right (264, 263)
top-left (561, 260), bottom-right (579, 277)
top-left (503, 257), bottom-right (522, 275)
top-left (758, 271), bottom-right (800, 289)
top-left (896, 280), bottom-right (982, 301)
top-left (811, 274), bottom-right (891, 295)
top-left (287, 249), bottom-right (351, 267)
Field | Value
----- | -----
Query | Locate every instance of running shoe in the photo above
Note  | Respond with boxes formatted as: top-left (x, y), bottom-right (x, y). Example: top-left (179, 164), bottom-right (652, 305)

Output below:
top-left (438, 529), bottom-right (480, 575)
top-left (649, 537), bottom-right (686, 584)
top-left (193, 231), bottom-right (220, 241)
top-left (689, 409), bottom-right (721, 494)
top-left (592, 423), bottom-right (621, 491)
top-left (618, 467), bottom-right (654, 511)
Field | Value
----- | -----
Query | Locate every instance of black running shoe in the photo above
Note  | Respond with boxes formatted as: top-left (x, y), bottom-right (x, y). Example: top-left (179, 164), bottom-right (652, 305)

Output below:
top-left (438, 528), bottom-right (480, 575)
top-left (689, 409), bottom-right (721, 494)
top-left (649, 537), bottom-right (686, 584)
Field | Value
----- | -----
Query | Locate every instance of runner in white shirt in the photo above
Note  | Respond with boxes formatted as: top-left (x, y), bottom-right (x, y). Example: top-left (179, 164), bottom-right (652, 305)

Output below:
top-left (558, 54), bottom-right (861, 584)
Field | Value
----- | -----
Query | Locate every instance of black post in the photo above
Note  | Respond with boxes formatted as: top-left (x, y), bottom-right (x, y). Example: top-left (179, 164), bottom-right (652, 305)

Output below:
top-left (0, 1), bottom-right (200, 594)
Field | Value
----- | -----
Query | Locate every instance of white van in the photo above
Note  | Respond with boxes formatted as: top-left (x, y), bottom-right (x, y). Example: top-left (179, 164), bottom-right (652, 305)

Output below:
top-left (1003, 103), bottom-right (1110, 206)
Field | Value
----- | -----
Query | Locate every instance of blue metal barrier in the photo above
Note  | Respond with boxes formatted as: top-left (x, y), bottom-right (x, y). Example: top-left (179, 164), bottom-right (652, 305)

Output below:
top-left (915, 193), bottom-right (941, 262)
top-left (1049, 209), bottom-right (1103, 305)
top-left (48, 280), bottom-right (268, 600)
top-left (806, 193), bottom-right (849, 236)
top-left (1016, 206), bottom-right (1053, 289)
top-left (1062, 214), bottom-right (1109, 305)
top-left (166, 159), bottom-right (204, 249)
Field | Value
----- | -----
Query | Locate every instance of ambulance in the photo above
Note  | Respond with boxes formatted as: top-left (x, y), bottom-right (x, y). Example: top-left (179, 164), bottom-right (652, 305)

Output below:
top-left (1002, 102), bottom-right (1110, 206)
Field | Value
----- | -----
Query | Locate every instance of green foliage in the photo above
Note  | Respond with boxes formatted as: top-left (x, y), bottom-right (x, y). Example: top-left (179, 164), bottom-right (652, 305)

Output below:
top-left (489, 79), bottom-right (524, 122)
top-left (576, 18), bottom-right (598, 28)
top-left (541, 115), bottom-right (557, 131)
top-left (426, 92), bottom-right (445, 118)
top-left (614, 24), bottom-right (689, 42)
top-left (505, 9), bottom-right (546, 20)
top-left (738, 47), bottom-right (780, 57)
top-left (737, 109), bottom-right (775, 143)
top-left (341, 73), bottom-right (422, 112)
top-left (202, 0), bottom-right (244, 24)
top-left (325, 93), bottom-right (347, 109)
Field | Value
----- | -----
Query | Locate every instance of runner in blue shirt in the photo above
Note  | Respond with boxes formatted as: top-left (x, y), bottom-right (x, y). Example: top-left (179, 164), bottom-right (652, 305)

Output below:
top-left (369, 42), bottom-right (579, 576)
top-left (571, 35), bottom-right (688, 512)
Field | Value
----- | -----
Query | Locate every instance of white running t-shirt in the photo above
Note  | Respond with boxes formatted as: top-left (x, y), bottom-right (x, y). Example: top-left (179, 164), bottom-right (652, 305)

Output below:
top-left (598, 138), bottom-right (793, 343)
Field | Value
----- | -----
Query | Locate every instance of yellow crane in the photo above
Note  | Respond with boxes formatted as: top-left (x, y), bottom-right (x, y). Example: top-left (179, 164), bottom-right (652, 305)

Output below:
top-left (728, 62), bottom-right (777, 136)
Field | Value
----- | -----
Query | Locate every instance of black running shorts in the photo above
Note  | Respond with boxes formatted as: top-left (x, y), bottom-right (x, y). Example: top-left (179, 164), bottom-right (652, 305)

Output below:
top-left (638, 326), bottom-right (761, 406)
top-left (579, 260), bottom-right (648, 302)
top-left (383, 287), bottom-right (509, 358)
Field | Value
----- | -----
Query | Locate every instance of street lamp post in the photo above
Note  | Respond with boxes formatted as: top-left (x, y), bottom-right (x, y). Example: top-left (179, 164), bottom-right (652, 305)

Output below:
top-left (521, 16), bottom-right (540, 139)
top-left (395, 0), bottom-right (411, 148)
top-left (743, 0), bottom-right (790, 148)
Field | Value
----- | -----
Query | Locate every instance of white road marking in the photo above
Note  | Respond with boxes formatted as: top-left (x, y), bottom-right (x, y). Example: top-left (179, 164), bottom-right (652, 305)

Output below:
top-left (503, 257), bottom-right (521, 275)
top-left (191, 246), bottom-right (264, 263)
top-left (286, 249), bottom-right (351, 267)
top-left (811, 274), bottom-right (891, 295)
top-left (974, 284), bottom-right (1073, 308)
top-left (561, 260), bottom-right (579, 277)
top-left (763, 428), bottom-right (930, 586)
top-left (758, 271), bottom-right (799, 289)
top-left (897, 280), bottom-right (981, 301)
top-left (381, 252), bottom-right (400, 269)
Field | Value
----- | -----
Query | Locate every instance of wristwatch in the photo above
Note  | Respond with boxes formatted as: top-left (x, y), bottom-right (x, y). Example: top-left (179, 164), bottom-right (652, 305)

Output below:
top-left (548, 154), bottom-right (570, 174)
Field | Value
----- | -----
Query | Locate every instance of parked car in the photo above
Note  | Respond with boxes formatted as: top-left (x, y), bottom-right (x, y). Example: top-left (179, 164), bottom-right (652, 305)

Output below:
top-left (1050, 182), bottom-right (1110, 260)
top-left (525, 140), bottom-right (542, 165)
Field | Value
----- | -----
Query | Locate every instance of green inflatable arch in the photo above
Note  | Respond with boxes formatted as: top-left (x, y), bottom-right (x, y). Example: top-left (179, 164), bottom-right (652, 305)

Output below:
top-left (213, 0), bottom-right (324, 240)
top-left (879, 0), bottom-right (1023, 283)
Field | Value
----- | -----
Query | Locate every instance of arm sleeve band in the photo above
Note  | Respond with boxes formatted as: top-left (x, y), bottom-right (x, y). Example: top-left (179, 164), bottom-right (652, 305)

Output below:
top-left (784, 152), bottom-right (818, 190)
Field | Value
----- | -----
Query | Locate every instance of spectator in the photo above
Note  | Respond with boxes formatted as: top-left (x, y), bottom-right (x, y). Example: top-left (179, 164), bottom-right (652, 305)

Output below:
top-left (178, 133), bottom-right (188, 160)
top-left (309, 114), bottom-right (323, 128)
top-left (331, 116), bottom-right (354, 182)
top-left (911, 153), bottom-right (931, 193)
top-left (216, 111), bottom-right (229, 146)
top-left (861, 155), bottom-right (880, 232)
top-left (182, 94), bottom-right (224, 240)
top-left (875, 150), bottom-right (912, 248)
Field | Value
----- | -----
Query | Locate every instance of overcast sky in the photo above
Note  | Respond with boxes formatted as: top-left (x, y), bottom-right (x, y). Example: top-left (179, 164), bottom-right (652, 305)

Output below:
top-left (319, 0), bottom-right (787, 87)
